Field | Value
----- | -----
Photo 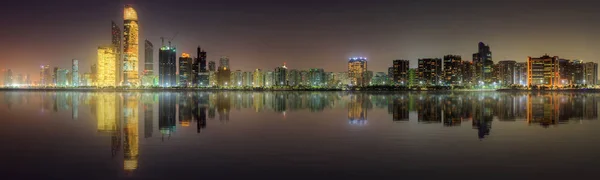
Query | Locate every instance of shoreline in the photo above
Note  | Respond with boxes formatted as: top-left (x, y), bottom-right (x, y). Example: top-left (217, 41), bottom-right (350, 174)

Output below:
top-left (1, 88), bottom-right (599, 92)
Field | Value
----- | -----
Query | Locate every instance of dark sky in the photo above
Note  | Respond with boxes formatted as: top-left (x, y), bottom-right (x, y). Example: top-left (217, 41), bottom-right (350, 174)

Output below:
top-left (1, 0), bottom-right (600, 79)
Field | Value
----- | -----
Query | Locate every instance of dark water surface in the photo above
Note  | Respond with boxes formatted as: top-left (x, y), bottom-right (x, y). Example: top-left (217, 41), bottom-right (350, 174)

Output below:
top-left (0, 91), bottom-right (599, 179)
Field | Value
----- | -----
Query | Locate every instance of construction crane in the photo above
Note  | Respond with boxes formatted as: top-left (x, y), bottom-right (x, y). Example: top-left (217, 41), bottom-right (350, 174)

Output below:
top-left (160, 32), bottom-right (178, 47)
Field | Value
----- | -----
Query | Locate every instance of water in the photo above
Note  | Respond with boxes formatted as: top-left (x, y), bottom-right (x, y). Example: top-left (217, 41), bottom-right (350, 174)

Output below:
top-left (0, 91), bottom-right (599, 179)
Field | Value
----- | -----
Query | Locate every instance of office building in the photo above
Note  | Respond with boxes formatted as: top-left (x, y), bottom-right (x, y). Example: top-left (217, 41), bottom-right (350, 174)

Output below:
top-left (473, 42), bottom-right (493, 84)
top-left (72, 59), bottom-right (79, 87)
top-left (178, 53), bottom-right (193, 87)
top-left (112, 21), bottom-right (122, 86)
top-left (274, 63), bottom-right (288, 86)
top-left (97, 46), bottom-right (117, 87)
top-left (40, 65), bottom-right (51, 86)
top-left (195, 46), bottom-right (209, 86)
top-left (515, 62), bottom-right (527, 85)
top-left (159, 45), bottom-right (177, 87)
top-left (253, 69), bottom-right (264, 87)
top-left (584, 62), bottom-right (598, 85)
top-left (527, 54), bottom-right (560, 88)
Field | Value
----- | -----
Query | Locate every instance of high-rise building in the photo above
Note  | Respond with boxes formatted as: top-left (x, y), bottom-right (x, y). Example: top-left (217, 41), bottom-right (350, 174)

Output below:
top-left (418, 58), bottom-right (442, 85)
top-left (195, 46), bottom-right (209, 86)
top-left (97, 46), bottom-right (118, 87)
top-left (144, 40), bottom-right (154, 75)
top-left (3, 69), bottom-right (13, 86)
top-left (584, 62), bottom-right (598, 85)
top-left (112, 21), bottom-right (122, 86)
top-left (56, 69), bottom-right (69, 86)
top-left (473, 42), bottom-right (493, 84)
top-left (497, 60), bottom-right (516, 86)
top-left (287, 69), bottom-right (299, 86)
top-left (442, 55), bottom-right (462, 85)
top-left (274, 63), bottom-right (288, 86)
top-left (515, 62), bottom-right (527, 86)
top-left (123, 5), bottom-right (140, 86)
top-left (571, 60), bottom-right (585, 85)
top-left (219, 56), bottom-right (230, 69)
top-left (40, 65), bottom-right (51, 86)
top-left (371, 72), bottom-right (389, 86)
top-left (408, 68), bottom-right (417, 86)
top-left (242, 71), bottom-right (253, 87)
top-left (264, 71), bottom-right (274, 87)
top-left (208, 61), bottom-right (216, 72)
top-left (72, 59), bottom-right (79, 87)
top-left (461, 61), bottom-right (474, 85)
top-left (253, 69), bottom-right (264, 87)
top-left (527, 55), bottom-right (560, 88)
top-left (348, 57), bottom-right (368, 87)
top-left (233, 70), bottom-right (243, 87)
top-left (52, 67), bottom-right (58, 86)
top-left (178, 53), bottom-right (193, 87)
top-left (159, 45), bottom-right (177, 87)
top-left (91, 64), bottom-right (98, 85)
top-left (309, 68), bottom-right (325, 87)
top-left (392, 60), bottom-right (409, 85)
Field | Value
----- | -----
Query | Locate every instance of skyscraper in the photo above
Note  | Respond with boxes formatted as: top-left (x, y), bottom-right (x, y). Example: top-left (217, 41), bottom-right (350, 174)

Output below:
top-left (217, 57), bottom-right (231, 86)
top-left (178, 53), bottom-right (193, 87)
top-left (442, 55), bottom-right (462, 85)
top-left (144, 40), bottom-right (154, 75)
top-left (208, 61), bottom-right (216, 72)
top-left (219, 56), bottom-right (230, 69)
top-left (274, 63), bottom-right (288, 86)
top-left (123, 5), bottom-right (140, 86)
top-left (159, 45), bottom-right (177, 87)
top-left (497, 60), bottom-right (516, 86)
top-left (195, 46), bottom-right (209, 86)
top-left (473, 42), bottom-right (493, 84)
top-left (72, 59), bottom-right (79, 87)
top-left (418, 58), bottom-right (442, 85)
top-left (253, 69), bottom-right (264, 87)
top-left (97, 46), bottom-right (117, 87)
top-left (584, 62), bottom-right (598, 85)
top-left (40, 65), bottom-right (51, 86)
top-left (392, 59), bottom-right (409, 85)
top-left (112, 21), bottom-right (122, 86)
top-left (348, 57), bottom-right (368, 87)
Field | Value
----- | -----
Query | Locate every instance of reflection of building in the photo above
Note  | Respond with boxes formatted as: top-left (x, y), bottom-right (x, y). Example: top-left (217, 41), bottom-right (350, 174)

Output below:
top-left (417, 96), bottom-right (441, 123)
top-left (159, 93), bottom-right (177, 136)
top-left (122, 94), bottom-right (139, 171)
top-left (390, 96), bottom-right (409, 121)
top-left (527, 55), bottom-right (560, 88)
top-left (526, 94), bottom-right (559, 127)
top-left (123, 5), bottom-right (140, 86)
top-left (348, 94), bottom-right (369, 125)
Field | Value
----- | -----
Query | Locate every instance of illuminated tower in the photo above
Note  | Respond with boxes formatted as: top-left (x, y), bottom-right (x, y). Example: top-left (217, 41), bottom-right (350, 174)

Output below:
top-left (348, 57), bottom-right (368, 87)
top-left (123, 5), bottom-right (140, 86)
top-left (111, 21), bottom-right (122, 85)
top-left (72, 59), bottom-right (79, 87)
top-left (179, 53), bottom-right (193, 87)
top-left (97, 46), bottom-right (117, 87)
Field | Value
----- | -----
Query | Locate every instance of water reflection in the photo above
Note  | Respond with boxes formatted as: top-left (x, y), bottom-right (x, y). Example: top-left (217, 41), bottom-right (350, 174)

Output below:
top-left (0, 91), bottom-right (598, 174)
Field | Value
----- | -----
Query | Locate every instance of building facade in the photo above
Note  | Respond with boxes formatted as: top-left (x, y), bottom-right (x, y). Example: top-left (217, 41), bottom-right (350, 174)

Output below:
top-left (584, 62), bottom-right (598, 85)
top-left (392, 60), bottom-right (409, 85)
top-left (418, 58), bottom-right (442, 85)
top-left (97, 46), bottom-right (117, 87)
top-left (123, 5), bottom-right (140, 86)
top-left (159, 45), bottom-right (177, 87)
top-left (527, 55), bottom-right (560, 88)
top-left (443, 55), bottom-right (462, 85)
top-left (348, 57), bottom-right (368, 87)
top-left (497, 60), bottom-right (516, 86)
top-left (178, 53), bottom-right (193, 87)
top-left (473, 42), bottom-right (493, 84)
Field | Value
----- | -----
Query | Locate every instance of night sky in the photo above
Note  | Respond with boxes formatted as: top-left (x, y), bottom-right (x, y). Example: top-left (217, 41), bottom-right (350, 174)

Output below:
top-left (1, 0), bottom-right (600, 79)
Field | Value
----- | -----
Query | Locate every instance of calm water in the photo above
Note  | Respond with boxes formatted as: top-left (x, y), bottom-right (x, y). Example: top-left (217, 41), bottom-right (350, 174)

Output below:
top-left (0, 91), bottom-right (599, 179)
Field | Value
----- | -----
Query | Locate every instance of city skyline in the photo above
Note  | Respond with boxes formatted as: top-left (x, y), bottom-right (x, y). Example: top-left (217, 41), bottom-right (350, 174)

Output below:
top-left (2, 0), bottom-right (600, 79)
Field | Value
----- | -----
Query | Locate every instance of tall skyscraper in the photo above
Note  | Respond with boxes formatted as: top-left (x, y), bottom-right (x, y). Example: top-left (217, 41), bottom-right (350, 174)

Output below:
top-left (497, 60), bottom-right (516, 86)
top-left (348, 57), bottom-right (368, 87)
top-left (97, 46), bottom-right (117, 87)
top-left (514, 62), bottom-right (527, 85)
top-left (112, 21), bottom-right (122, 86)
top-left (392, 59), bottom-right (409, 85)
top-left (208, 61), bottom-right (216, 72)
top-left (274, 63), bottom-right (288, 86)
top-left (527, 54), bottom-right (560, 88)
top-left (123, 5), bottom-right (140, 86)
top-left (159, 45), bottom-right (177, 87)
top-left (179, 53), bottom-right (193, 87)
top-left (418, 58), bottom-right (442, 85)
top-left (253, 69), bottom-right (264, 87)
top-left (473, 42), bottom-right (493, 84)
top-left (72, 59), bottom-right (79, 87)
top-left (442, 55), bottom-right (462, 85)
top-left (584, 62), bottom-right (598, 85)
top-left (40, 65), bottom-right (51, 86)
top-left (219, 56), bottom-right (230, 69)
top-left (144, 40), bottom-right (154, 75)
top-left (195, 46), bottom-right (209, 86)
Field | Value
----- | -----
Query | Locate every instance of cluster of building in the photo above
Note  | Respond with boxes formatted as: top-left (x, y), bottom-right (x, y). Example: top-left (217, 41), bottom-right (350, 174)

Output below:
top-left (2, 5), bottom-right (598, 89)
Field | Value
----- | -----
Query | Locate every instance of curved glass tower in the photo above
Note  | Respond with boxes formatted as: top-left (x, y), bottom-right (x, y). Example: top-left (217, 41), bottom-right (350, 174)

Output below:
top-left (123, 5), bottom-right (140, 86)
